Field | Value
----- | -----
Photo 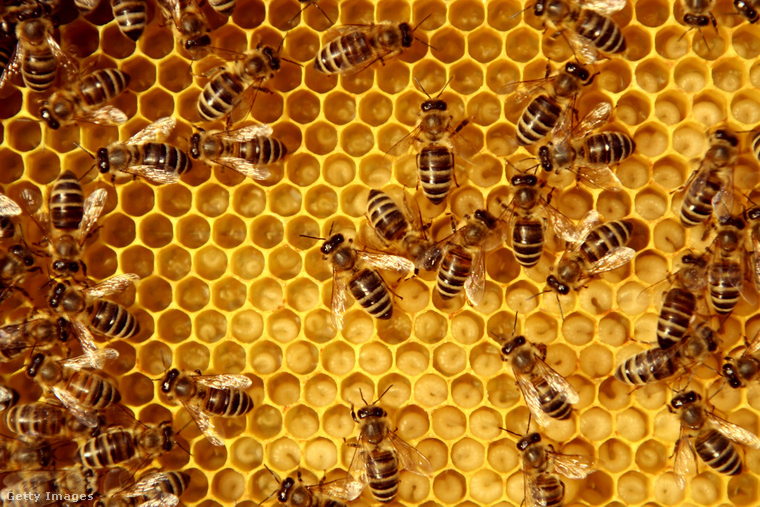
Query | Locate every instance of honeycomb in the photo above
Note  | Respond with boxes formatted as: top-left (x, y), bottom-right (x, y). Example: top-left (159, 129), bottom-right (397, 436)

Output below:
top-left (3, 0), bottom-right (760, 505)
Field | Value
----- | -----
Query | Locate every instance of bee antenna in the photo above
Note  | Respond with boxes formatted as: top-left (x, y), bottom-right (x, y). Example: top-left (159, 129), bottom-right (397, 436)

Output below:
top-left (374, 384), bottom-right (393, 404)
top-left (287, 0), bottom-right (333, 26)
top-left (281, 57), bottom-right (303, 67)
top-left (556, 293), bottom-right (565, 323)
top-left (526, 289), bottom-right (550, 301)
top-left (512, 311), bottom-right (519, 335)
top-left (73, 141), bottom-right (96, 159)
top-left (328, 221), bottom-right (335, 236)
top-left (497, 426), bottom-right (522, 437)
top-left (174, 439), bottom-right (192, 457)
top-left (175, 418), bottom-right (195, 437)
top-left (263, 464), bottom-right (282, 484)
top-left (412, 13), bottom-right (432, 33)
top-left (413, 76), bottom-right (431, 99)
top-left (526, 412), bottom-right (532, 434)
top-left (275, 33), bottom-right (289, 55)
top-left (299, 234), bottom-right (325, 241)
top-left (358, 387), bottom-right (369, 406)
top-left (413, 36), bottom-right (436, 50)
top-left (507, 3), bottom-right (532, 21)
top-left (436, 76), bottom-right (454, 98)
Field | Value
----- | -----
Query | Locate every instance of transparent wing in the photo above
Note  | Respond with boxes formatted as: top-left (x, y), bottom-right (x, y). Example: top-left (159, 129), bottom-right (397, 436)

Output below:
top-left (51, 387), bottom-right (98, 428)
top-left (0, 194), bottom-right (21, 217)
top-left (70, 319), bottom-right (98, 357)
top-left (119, 165), bottom-right (181, 185)
top-left (712, 167), bottom-right (735, 222)
top-left (707, 412), bottom-right (760, 449)
top-left (358, 252), bottom-right (415, 274)
top-left (576, 165), bottom-right (622, 192)
top-left (532, 357), bottom-right (580, 404)
top-left (673, 434), bottom-right (695, 490)
top-left (78, 188), bottom-right (107, 243)
top-left (586, 247), bottom-right (635, 276)
top-left (80, 106), bottom-right (128, 126)
top-left (47, 34), bottom-right (79, 85)
top-left (62, 348), bottom-right (119, 370)
top-left (524, 471), bottom-right (541, 507)
top-left (549, 451), bottom-right (594, 479)
top-left (565, 29), bottom-right (599, 64)
top-left (127, 117), bottom-right (177, 144)
top-left (385, 125), bottom-right (421, 158)
top-left (183, 400), bottom-right (224, 446)
top-left (574, 103), bottom-right (613, 137)
top-left (214, 124), bottom-right (273, 141)
top-left (544, 204), bottom-right (580, 243)
top-left (346, 445), bottom-right (369, 487)
top-left (330, 270), bottom-right (348, 331)
top-left (0, 384), bottom-right (15, 405)
top-left (574, 210), bottom-right (601, 245)
top-left (751, 239), bottom-right (760, 293)
top-left (746, 328), bottom-right (760, 356)
top-left (465, 247), bottom-right (485, 306)
top-left (194, 374), bottom-right (252, 390)
top-left (499, 75), bottom-right (552, 100)
top-left (309, 476), bottom-right (366, 502)
top-left (124, 472), bottom-right (172, 496)
top-left (0, 45), bottom-right (22, 91)
top-left (217, 158), bottom-right (271, 181)
top-left (73, 0), bottom-right (100, 11)
top-left (515, 372), bottom-right (552, 427)
top-left (83, 273), bottom-right (140, 298)
top-left (581, 0), bottom-right (626, 15)
top-left (387, 430), bottom-right (434, 477)
top-left (138, 494), bottom-right (179, 507)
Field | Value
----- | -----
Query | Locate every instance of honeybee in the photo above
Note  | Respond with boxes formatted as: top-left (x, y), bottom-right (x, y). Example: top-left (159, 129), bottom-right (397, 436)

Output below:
top-left (6, 402), bottom-right (99, 440)
top-left (98, 469), bottom-right (190, 507)
top-left (535, 0), bottom-right (626, 64)
top-left (0, 384), bottom-right (18, 412)
top-left (387, 78), bottom-right (470, 205)
top-left (160, 368), bottom-right (254, 447)
top-left (680, 0), bottom-right (717, 30)
top-left (0, 439), bottom-right (54, 471)
top-left (708, 216), bottom-right (754, 315)
top-left (0, 468), bottom-right (97, 507)
top-left (318, 233), bottom-right (414, 330)
top-left (267, 471), bottom-right (358, 507)
top-left (0, 16), bottom-right (77, 92)
top-left (0, 243), bottom-right (38, 303)
top-left (96, 117), bottom-right (192, 185)
top-left (196, 44), bottom-right (285, 124)
top-left (615, 322), bottom-right (719, 385)
top-left (0, 316), bottom-right (68, 362)
top-left (0, 193), bottom-right (22, 240)
top-left (679, 128), bottom-right (738, 228)
top-left (734, 0), bottom-right (760, 22)
top-left (77, 421), bottom-right (175, 469)
top-left (345, 389), bottom-right (433, 503)
top-left (723, 330), bottom-right (760, 389)
top-left (365, 189), bottom-right (443, 273)
top-left (670, 390), bottom-right (760, 488)
top-left (156, 0), bottom-right (210, 57)
top-left (503, 61), bottom-right (594, 146)
top-left (517, 432), bottom-right (594, 507)
top-left (189, 124), bottom-right (287, 180)
top-left (111, 0), bottom-right (147, 41)
top-left (38, 68), bottom-right (130, 130)
top-left (747, 206), bottom-right (760, 293)
top-left (655, 252), bottom-right (709, 350)
top-left (26, 349), bottom-right (121, 429)
top-left (500, 335), bottom-right (579, 426)
top-left (546, 210), bottom-right (635, 295)
top-left (537, 103), bottom-right (634, 191)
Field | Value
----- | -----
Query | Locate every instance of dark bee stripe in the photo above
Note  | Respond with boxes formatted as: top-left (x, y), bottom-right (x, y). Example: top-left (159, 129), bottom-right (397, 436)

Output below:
top-left (208, 0), bottom-right (235, 15)
top-left (366, 449), bottom-right (400, 503)
top-left (141, 142), bottom-right (192, 176)
top-left (112, 0), bottom-right (147, 41)
top-left (696, 429), bottom-right (742, 475)
top-left (418, 144), bottom-right (454, 205)
top-left (314, 31), bottom-right (372, 74)
top-left (367, 190), bottom-right (408, 242)
top-left (66, 371), bottom-right (121, 409)
top-left (580, 220), bottom-right (633, 264)
top-left (709, 261), bottom-right (741, 314)
top-left (87, 301), bottom-right (140, 339)
top-left (79, 430), bottom-right (135, 467)
top-left (517, 95), bottom-right (561, 146)
top-left (512, 218), bottom-right (544, 267)
top-left (437, 247), bottom-right (472, 299)
top-left (657, 288), bottom-right (695, 349)
top-left (532, 473), bottom-right (565, 507)
top-left (237, 136), bottom-right (287, 165)
top-left (50, 171), bottom-right (84, 231)
top-left (580, 132), bottom-right (636, 166)
top-left (6, 403), bottom-right (65, 438)
top-left (205, 387), bottom-right (254, 416)
top-left (198, 71), bottom-right (244, 121)
top-left (23, 47), bottom-right (57, 92)
top-left (614, 347), bottom-right (675, 385)
top-left (575, 9), bottom-right (626, 53)
top-left (0, 44), bottom-right (13, 78)
top-left (534, 377), bottom-right (572, 419)
top-left (349, 269), bottom-right (393, 319)
top-left (680, 171), bottom-right (722, 227)
top-left (80, 69), bottom-right (130, 106)
top-left (753, 131), bottom-right (760, 162)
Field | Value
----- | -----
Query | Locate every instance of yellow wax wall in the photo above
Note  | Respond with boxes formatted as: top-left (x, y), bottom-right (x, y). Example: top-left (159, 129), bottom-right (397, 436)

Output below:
top-left (3, 0), bottom-right (760, 505)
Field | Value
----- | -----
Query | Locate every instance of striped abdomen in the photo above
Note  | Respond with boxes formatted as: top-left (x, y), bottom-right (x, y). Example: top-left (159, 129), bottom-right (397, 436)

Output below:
top-left (365, 448), bottom-right (400, 503)
top-left (579, 132), bottom-right (635, 166)
top-left (50, 170), bottom-right (84, 231)
top-left (367, 190), bottom-right (408, 242)
top-left (6, 403), bottom-right (66, 438)
top-left (137, 143), bottom-right (192, 176)
top-left (680, 170), bottom-right (722, 227)
top-left (579, 220), bottom-right (634, 264)
top-left (0, 217), bottom-right (14, 239)
top-left (204, 387), bottom-right (254, 417)
top-left (709, 261), bottom-right (741, 314)
top-left (22, 45), bottom-right (57, 92)
top-left (208, 0), bottom-right (235, 15)
top-left (531, 472), bottom-right (565, 507)
top-left (574, 8), bottom-right (626, 53)
top-left (230, 136), bottom-right (287, 165)
top-left (534, 377), bottom-right (572, 420)
top-left (79, 68), bottom-right (130, 106)
top-left (417, 144), bottom-right (454, 205)
top-left (657, 288), bottom-right (696, 349)
top-left (198, 70), bottom-right (245, 121)
top-left (695, 429), bottom-right (742, 476)
top-left (112, 0), bottom-right (147, 41)
top-left (517, 95), bottom-right (561, 146)
top-left (614, 348), bottom-right (675, 385)
top-left (86, 300), bottom-right (140, 339)
top-left (78, 429), bottom-right (135, 468)
top-left (512, 217), bottom-right (544, 267)
top-left (752, 130), bottom-right (760, 162)
top-left (437, 246), bottom-right (472, 299)
top-left (314, 30), bottom-right (374, 74)
top-left (65, 370), bottom-right (121, 410)
top-left (349, 269), bottom-right (393, 320)
top-left (0, 43), bottom-right (13, 79)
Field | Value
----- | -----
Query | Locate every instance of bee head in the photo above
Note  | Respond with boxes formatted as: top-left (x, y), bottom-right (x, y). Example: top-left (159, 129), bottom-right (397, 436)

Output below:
top-left (320, 234), bottom-right (344, 255)
top-left (52, 260), bottom-right (79, 273)
top-left (9, 244), bottom-right (34, 266)
top-left (48, 283), bottom-right (67, 308)
top-left (161, 368), bottom-right (181, 394)
top-left (189, 133), bottom-right (202, 159)
top-left (546, 275), bottom-right (569, 295)
top-left (97, 148), bottom-right (110, 173)
top-left (185, 34), bottom-right (211, 52)
top-left (711, 128), bottom-right (739, 147)
top-left (421, 99), bottom-right (447, 112)
top-left (722, 360), bottom-right (743, 389)
top-left (356, 405), bottom-right (386, 420)
top-left (745, 206), bottom-right (760, 222)
top-left (38, 103), bottom-right (60, 130)
top-left (262, 45), bottom-right (281, 71)
top-left (278, 477), bottom-right (295, 502)
top-left (538, 145), bottom-right (553, 171)
top-left (670, 391), bottom-right (700, 409)
top-left (502, 335), bottom-right (527, 356)
top-left (517, 432), bottom-right (541, 451)
top-left (56, 317), bottom-right (70, 342)
top-left (564, 62), bottom-right (590, 82)
top-left (683, 13), bottom-right (712, 27)
top-left (399, 22), bottom-right (413, 48)
top-left (27, 353), bottom-right (46, 378)
top-left (533, 0), bottom-right (546, 15)
top-left (161, 421), bottom-right (175, 451)
top-left (735, 0), bottom-right (759, 22)
top-left (511, 174), bottom-right (538, 186)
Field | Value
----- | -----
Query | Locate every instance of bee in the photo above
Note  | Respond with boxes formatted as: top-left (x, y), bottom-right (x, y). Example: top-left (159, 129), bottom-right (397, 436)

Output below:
top-left (745, 206), bottom-right (760, 294)
top-left (318, 233), bottom-right (414, 330)
top-left (752, 129), bottom-right (760, 162)
top-left (534, 0), bottom-right (626, 64)
top-left (500, 335), bottom-right (579, 426)
top-left (345, 388), bottom-right (433, 503)
top-left (96, 117), bottom-right (192, 185)
top-left (26, 349), bottom-right (121, 429)
top-left (723, 330), bottom-right (760, 389)
top-left (6, 402), bottom-right (99, 440)
top-left (48, 273), bottom-right (141, 352)
top-left (38, 68), bottom-right (130, 130)
top-left (266, 471), bottom-right (359, 507)
top-left (670, 390), bottom-right (760, 488)
top-left (680, 0), bottom-right (717, 30)
top-left (196, 44), bottom-right (285, 124)
top-left (73, 0), bottom-right (99, 14)
top-left (655, 252), bottom-right (709, 350)
top-left (387, 78), bottom-right (470, 205)
top-left (708, 216), bottom-right (753, 315)
top-left (504, 61), bottom-right (594, 146)
top-left (0, 439), bottom-right (54, 471)
top-left (160, 368), bottom-right (253, 447)
top-left (517, 432), bottom-right (594, 507)
top-left (537, 103), bottom-right (634, 191)
top-left (0, 16), bottom-right (77, 92)
top-left (0, 384), bottom-right (18, 412)
top-left (189, 124), bottom-right (287, 180)
top-left (98, 469), bottom-right (191, 507)
top-left (546, 210), bottom-right (635, 295)
top-left (679, 128), bottom-right (738, 228)
top-left (76, 421), bottom-right (175, 469)
top-left (0, 193), bottom-right (22, 240)
top-left (156, 0), bottom-right (210, 57)
top-left (0, 468), bottom-right (97, 507)
top-left (365, 189), bottom-right (442, 273)
top-left (615, 322), bottom-right (719, 385)
top-left (111, 0), bottom-right (147, 41)
top-left (0, 316), bottom-right (68, 362)
top-left (0, 243), bottom-right (39, 303)
top-left (735, 0), bottom-right (760, 21)
top-left (207, 0), bottom-right (234, 16)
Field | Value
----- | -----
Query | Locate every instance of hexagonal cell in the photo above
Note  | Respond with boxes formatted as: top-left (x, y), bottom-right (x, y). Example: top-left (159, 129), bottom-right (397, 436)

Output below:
top-left (623, 26), bottom-right (652, 61)
top-left (213, 277), bottom-right (247, 311)
top-left (358, 92), bottom-right (393, 127)
top-left (467, 27), bottom-right (502, 64)
top-left (654, 90), bottom-right (689, 125)
top-left (450, 60), bottom-right (483, 95)
top-left (250, 215), bottom-right (283, 249)
top-left (24, 151), bottom-right (60, 185)
top-left (714, 57), bottom-right (746, 92)
top-left (6, 120), bottom-right (41, 152)
top-left (157, 310), bottom-right (192, 343)
top-left (505, 27), bottom-right (539, 62)
top-left (341, 123), bottom-right (374, 157)
top-left (177, 215), bottom-right (210, 249)
top-left (176, 276), bottom-right (210, 312)
top-left (732, 90), bottom-right (760, 125)
top-left (0, 89), bottom-right (23, 121)
top-left (268, 246), bottom-right (302, 280)
top-left (596, 58), bottom-right (633, 94)
top-left (635, 58), bottom-right (669, 93)
top-left (195, 246), bottom-right (228, 280)
top-left (121, 245), bottom-right (155, 279)
top-left (672, 123), bottom-right (707, 158)
top-left (636, 0), bottom-right (669, 26)
top-left (101, 212), bottom-right (136, 248)
top-left (249, 277), bottom-right (284, 311)
top-left (340, 67), bottom-right (374, 95)
top-left (157, 245), bottom-right (191, 281)
top-left (411, 60), bottom-right (448, 98)
top-left (286, 90), bottom-right (320, 124)
top-left (633, 123), bottom-right (669, 158)
top-left (674, 57), bottom-right (709, 92)
top-left (304, 184), bottom-right (338, 218)
top-left (138, 88), bottom-right (175, 121)
top-left (158, 56), bottom-right (193, 93)
top-left (196, 183), bottom-right (230, 218)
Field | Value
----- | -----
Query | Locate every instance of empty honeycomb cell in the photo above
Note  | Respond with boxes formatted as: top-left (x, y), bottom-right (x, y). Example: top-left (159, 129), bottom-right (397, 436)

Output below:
top-left (433, 343), bottom-right (467, 377)
top-left (580, 407), bottom-right (613, 441)
top-left (157, 309), bottom-right (192, 344)
top-left (358, 92), bottom-right (393, 127)
top-left (250, 215), bottom-right (284, 249)
top-left (158, 55), bottom-right (193, 93)
top-left (102, 213), bottom-right (136, 247)
top-left (232, 184), bottom-right (266, 218)
top-left (83, 245), bottom-right (117, 279)
top-left (44, 125), bottom-right (80, 154)
top-left (211, 469), bottom-right (245, 502)
top-left (196, 184), bottom-right (230, 218)
top-left (212, 277), bottom-right (246, 311)
top-left (733, 25), bottom-right (760, 58)
top-left (137, 340), bottom-right (173, 376)
top-left (6, 121), bottom-right (41, 152)
top-left (0, 90), bottom-right (22, 121)
top-left (616, 281), bottom-right (650, 315)
top-left (177, 215), bottom-right (210, 249)
top-left (340, 67), bottom-right (375, 95)
top-left (268, 184), bottom-right (302, 217)
top-left (137, 275), bottom-right (172, 312)
top-left (653, 218), bottom-right (686, 252)
top-left (467, 27), bottom-right (503, 64)
top-left (176, 276), bottom-right (210, 312)
top-left (266, 437), bottom-right (301, 470)
top-left (138, 88), bottom-right (175, 121)
top-left (157, 184), bottom-right (191, 217)
top-left (732, 91), bottom-right (760, 124)
top-left (286, 90), bottom-right (320, 125)
top-left (157, 245), bottom-right (191, 281)
top-left (195, 246), bottom-right (228, 280)
top-left (105, 341), bottom-right (137, 376)
top-left (250, 341), bottom-right (282, 375)
top-left (119, 372), bottom-right (154, 406)
top-left (374, 60), bottom-right (410, 95)
top-left (414, 311), bottom-right (448, 344)
top-left (470, 342), bottom-right (501, 377)
top-left (635, 0), bottom-right (669, 26)
top-left (624, 26), bottom-right (652, 61)
top-left (562, 313), bottom-right (594, 346)
top-left (505, 27), bottom-right (539, 63)
top-left (23, 151), bottom-right (59, 185)
top-left (635, 58), bottom-right (670, 93)
top-left (597, 189), bottom-right (632, 220)
top-left (635, 250), bottom-right (668, 284)
top-left (450, 60), bottom-right (484, 95)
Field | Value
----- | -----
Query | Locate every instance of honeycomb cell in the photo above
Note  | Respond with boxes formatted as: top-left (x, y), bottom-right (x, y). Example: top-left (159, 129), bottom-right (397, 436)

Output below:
top-left (195, 246), bottom-right (227, 280)
top-left (25, 151), bottom-right (60, 185)
top-left (157, 310), bottom-right (192, 344)
top-left (505, 27), bottom-right (539, 62)
top-left (636, 0), bottom-right (669, 26)
top-left (597, 189), bottom-right (632, 220)
top-left (176, 216), bottom-right (210, 249)
top-left (634, 123), bottom-right (669, 157)
top-left (625, 26), bottom-right (652, 61)
top-left (232, 184), bottom-right (266, 218)
top-left (672, 123), bottom-right (707, 158)
top-left (433, 470), bottom-right (466, 504)
top-left (714, 57), bottom-right (746, 92)
top-left (213, 277), bottom-right (247, 311)
top-left (120, 373), bottom-right (154, 406)
top-left (7, 121), bottom-right (41, 152)
top-left (269, 184), bottom-right (302, 216)
top-left (733, 25), bottom-right (760, 59)
top-left (732, 91), bottom-right (760, 124)
top-left (562, 313), bottom-right (594, 346)
top-left (468, 27), bottom-right (502, 64)
top-left (450, 60), bottom-right (484, 96)
top-left (287, 90), bottom-right (320, 125)
top-left (433, 343), bottom-right (466, 376)
top-left (414, 311), bottom-right (447, 344)
top-left (137, 275), bottom-right (172, 312)
top-left (376, 61), bottom-right (410, 95)
top-left (617, 91), bottom-right (651, 126)
top-left (635, 58), bottom-right (669, 92)
top-left (598, 438), bottom-right (633, 475)
top-left (102, 213), bottom-right (136, 248)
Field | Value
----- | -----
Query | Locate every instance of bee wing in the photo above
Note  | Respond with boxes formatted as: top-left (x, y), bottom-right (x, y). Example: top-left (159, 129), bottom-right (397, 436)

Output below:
top-left (387, 430), bottom-right (434, 477)
top-left (523, 471), bottom-right (541, 507)
top-left (119, 166), bottom-right (182, 185)
top-left (46, 34), bottom-right (79, 85)
top-left (214, 124), bottom-right (273, 141)
top-left (746, 328), bottom-right (760, 356)
top-left (78, 188), bottom-right (108, 243)
top-left (330, 269), bottom-right (348, 331)
top-left (217, 158), bottom-right (271, 181)
top-left (544, 204), bottom-right (580, 243)
top-left (138, 494), bottom-right (179, 507)
top-left (83, 273), bottom-right (140, 298)
top-left (565, 30), bottom-right (599, 64)
top-left (0, 194), bottom-right (21, 217)
top-left (183, 400), bottom-right (224, 447)
top-left (533, 356), bottom-right (580, 404)
top-left (514, 371), bottom-right (553, 428)
top-left (576, 165), bottom-right (622, 192)
top-left (79, 106), bottom-right (128, 126)
top-left (70, 319), bottom-right (99, 358)
top-left (51, 387), bottom-right (99, 428)
top-left (712, 168), bottom-right (735, 223)
top-left (581, 0), bottom-right (626, 15)
top-left (123, 471), bottom-right (171, 496)
top-left (673, 433), bottom-right (695, 490)
top-left (574, 103), bottom-right (613, 138)
top-left (127, 117), bottom-right (177, 144)
top-left (586, 246), bottom-right (635, 276)
top-left (307, 476), bottom-right (366, 502)
top-left (346, 444), bottom-right (369, 485)
top-left (499, 75), bottom-right (552, 99)
top-left (707, 412), bottom-right (760, 449)
top-left (62, 348), bottom-right (119, 370)
top-left (385, 125), bottom-right (422, 158)
top-left (0, 45), bottom-right (22, 91)
top-left (194, 374), bottom-right (252, 390)
top-left (357, 251), bottom-right (415, 274)
top-left (575, 210), bottom-right (601, 243)
top-left (548, 451), bottom-right (594, 479)
top-left (465, 246), bottom-right (486, 306)
top-left (0, 384), bottom-right (15, 405)
top-left (751, 241), bottom-right (760, 293)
